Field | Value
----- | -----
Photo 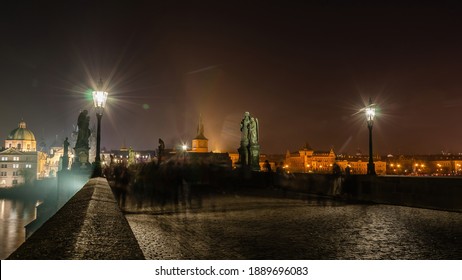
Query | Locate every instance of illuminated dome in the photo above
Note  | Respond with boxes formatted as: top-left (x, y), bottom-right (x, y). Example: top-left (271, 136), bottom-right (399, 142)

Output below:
top-left (8, 121), bottom-right (36, 141)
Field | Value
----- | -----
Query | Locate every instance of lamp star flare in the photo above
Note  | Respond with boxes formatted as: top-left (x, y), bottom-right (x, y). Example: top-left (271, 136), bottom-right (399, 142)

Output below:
top-left (365, 97), bottom-right (376, 175)
top-left (91, 78), bottom-right (108, 178)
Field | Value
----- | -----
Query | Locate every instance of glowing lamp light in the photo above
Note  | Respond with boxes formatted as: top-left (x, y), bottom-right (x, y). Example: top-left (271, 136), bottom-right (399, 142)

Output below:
top-left (182, 144), bottom-right (188, 151)
top-left (92, 90), bottom-right (108, 110)
top-left (365, 102), bottom-right (375, 123)
top-left (92, 78), bottom-right (108, 114)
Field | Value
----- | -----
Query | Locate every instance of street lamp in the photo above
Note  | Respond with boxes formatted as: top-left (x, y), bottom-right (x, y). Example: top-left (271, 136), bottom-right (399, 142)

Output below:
top-left (92, 78), bottom-right (108, 178)
top-left (182, 144), bottom-right (187, 164)
top-left (365, 97), bottom-right (376, 175)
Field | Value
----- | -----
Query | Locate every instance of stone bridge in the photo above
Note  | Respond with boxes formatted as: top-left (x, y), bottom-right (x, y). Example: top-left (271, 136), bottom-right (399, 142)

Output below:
top-left (8, 177), bottom-right (144, 259)
top-left (7, 173), bottom-right (462, 259)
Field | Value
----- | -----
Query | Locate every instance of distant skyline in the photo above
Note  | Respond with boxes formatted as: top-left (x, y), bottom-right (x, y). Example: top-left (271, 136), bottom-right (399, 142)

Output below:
top-left (1, 1), bottom-right (462, 155)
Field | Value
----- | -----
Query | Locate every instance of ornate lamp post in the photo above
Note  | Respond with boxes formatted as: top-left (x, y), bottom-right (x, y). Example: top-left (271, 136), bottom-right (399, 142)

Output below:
top-left (365, 97), bottom-right (376, 175)
top-left (92, 78), bottom-right (108, 178)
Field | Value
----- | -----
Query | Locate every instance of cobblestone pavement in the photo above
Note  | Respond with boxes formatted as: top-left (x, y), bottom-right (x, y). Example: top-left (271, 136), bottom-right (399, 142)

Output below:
top-left (126, 195), bottom-right (462, 259)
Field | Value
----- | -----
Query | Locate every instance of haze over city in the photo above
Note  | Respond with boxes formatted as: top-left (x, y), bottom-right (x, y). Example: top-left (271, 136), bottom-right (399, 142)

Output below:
top-left (1, 1), bottom-right (461, 155)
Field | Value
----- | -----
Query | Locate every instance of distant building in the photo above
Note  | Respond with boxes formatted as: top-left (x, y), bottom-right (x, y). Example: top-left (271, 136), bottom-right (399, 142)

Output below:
top-left (229, 152), bottom-right (240, 167)
top-left (185, 116), bottom-right (230, 167)
top-left (191, 115), bottom-right (208, 153)
top-left (101, 146), bottom-right (156, 166)
top-left (5, 120), bottom-right (37, 151)
top-left (99, 132), bottom-right (231, 169)
top-left (45, 144), bottom-right (74, 177)
top-left (336, 156), bottom-right (387, 175)
top-left (284, 143), bottom-right (387, 175)
top-left (284, 143), bottom-right (336, 173)
top-left (0, 121), bottom-right (46, 187)
top-left (385, 154), bottom-right (462, 176)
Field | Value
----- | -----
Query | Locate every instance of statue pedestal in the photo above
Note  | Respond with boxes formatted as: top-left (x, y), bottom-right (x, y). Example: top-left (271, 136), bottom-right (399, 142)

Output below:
top-left (238, 140), bottom-right (249, 166)
top-left (72, 147), bottom-right (90, 170)
top-left (250, 144), bottom-right (260, 171)
top-left (61, 155), bottom-right (69, 171)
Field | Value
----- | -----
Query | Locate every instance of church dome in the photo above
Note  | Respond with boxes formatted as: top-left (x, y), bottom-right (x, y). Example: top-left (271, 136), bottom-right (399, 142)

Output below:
top-left (7, 121), bottom-right (36, 141)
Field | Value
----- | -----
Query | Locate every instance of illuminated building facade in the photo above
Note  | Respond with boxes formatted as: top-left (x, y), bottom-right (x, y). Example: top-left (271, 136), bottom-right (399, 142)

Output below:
top-left (101, 147), bottom-right (155, 166)
top-left (0, 121), bottom-right (46, 187)
top-left (44, 145), bottom-right (73, 177)
top-left (386, 154), bottom-right (462, 176)
top-left (336, 157), bottom-right (387, 175)
top-left (229, 153), bottom-right (240, 167)
top-left (284, 143), bottom-right (387, 175)
top-left (284, 143), bottom-right (336, 173)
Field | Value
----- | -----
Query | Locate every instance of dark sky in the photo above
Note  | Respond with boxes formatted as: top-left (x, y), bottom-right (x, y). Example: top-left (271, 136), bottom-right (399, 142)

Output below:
top-left (1, 1), bottom-right (462, 155)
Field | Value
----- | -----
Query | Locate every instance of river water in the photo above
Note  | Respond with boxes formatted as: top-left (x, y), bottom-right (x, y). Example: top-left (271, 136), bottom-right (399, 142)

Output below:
top-left (0, 198), bottom-right (39, 259)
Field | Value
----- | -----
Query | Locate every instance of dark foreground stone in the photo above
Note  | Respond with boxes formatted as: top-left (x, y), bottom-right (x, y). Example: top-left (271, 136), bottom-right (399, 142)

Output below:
top-left (8, 177), bottom-right (144, 260)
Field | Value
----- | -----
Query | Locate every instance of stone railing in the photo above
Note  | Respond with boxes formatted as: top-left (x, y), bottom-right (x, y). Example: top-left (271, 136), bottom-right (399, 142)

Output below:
top-left (8, 177), bottom-right (144, 259)
top-left (277, 173), bottom-right (462, 212)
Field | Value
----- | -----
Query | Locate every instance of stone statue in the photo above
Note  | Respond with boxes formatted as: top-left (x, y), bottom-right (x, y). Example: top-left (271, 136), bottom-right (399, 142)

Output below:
top-left (249, 117), bottom-right (259, 145)
top-left (75, 110), bottom-right (91, 149)
top-left (158, 138), bottom-right (165, 165)
top-left (240, 112), bottom-right (251, 143)
top-left (63, 137), bottom-right (69, 156)
top-left (62, 137), bottom-right (70, 170)
top-left (72, 110), bottom-right (91, 169)
top-left (238, 112), bottom-right (260, 171)
top-left (158, 138), bottom-right (165, 153)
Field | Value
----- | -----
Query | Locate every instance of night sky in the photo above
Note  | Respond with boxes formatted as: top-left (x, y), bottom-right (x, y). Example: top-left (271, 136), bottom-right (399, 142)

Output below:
top-left (1, 1), bottom-right (461, 155)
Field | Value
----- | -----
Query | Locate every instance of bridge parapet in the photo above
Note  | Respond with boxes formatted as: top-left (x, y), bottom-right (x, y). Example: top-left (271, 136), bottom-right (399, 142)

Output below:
top-left (8, 177), bottom-right (144, 259)
top-left (278, 173), bottom-right (462, 212)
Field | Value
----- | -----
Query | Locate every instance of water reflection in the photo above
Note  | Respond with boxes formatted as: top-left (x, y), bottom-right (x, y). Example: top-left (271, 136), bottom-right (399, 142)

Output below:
top-left (0, 199), bottom-right (38, 259)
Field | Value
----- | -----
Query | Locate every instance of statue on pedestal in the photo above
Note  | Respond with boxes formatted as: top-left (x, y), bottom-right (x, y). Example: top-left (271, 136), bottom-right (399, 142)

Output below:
top-left (62, 137), bottom-right (70, 170)
top-left (238, 112), bottom-right (260, 171)
top-left (72, 110), bottom-right (91, 169)
top-left (249, 117), bottom-right (258, 145)
top-left (240, 112), bottom-right (251, 143)
top-left (75, 110), bottom-right (91, 149)
top-left (238, 112), bottom-right (251, 167)
top-left (158, 138), bottom-right (165, 165)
